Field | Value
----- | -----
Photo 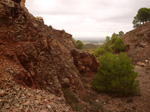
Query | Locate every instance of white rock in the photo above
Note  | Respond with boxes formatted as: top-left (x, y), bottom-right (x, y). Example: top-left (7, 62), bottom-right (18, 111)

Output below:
top-left (145, 60), bottom-right (148, 63)
top-left (47, 105), bottom-right (51, 109)
top-left (137, 62), bottom-right (147, 67)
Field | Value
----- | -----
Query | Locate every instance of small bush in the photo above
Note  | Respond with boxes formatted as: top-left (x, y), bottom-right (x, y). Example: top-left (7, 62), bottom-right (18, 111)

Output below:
top-left (111, 33), bottom-right (119, 44)
top-left (75, 40), bottom-right (84, 49)
top-left (93, 44), bottom-right (112, 57)
top-left (93, 36), bottom-right (112, 57)
top-left (112, 38), bottom-right (126, 52)
top-left (92, 53), bottom-right (140, 96)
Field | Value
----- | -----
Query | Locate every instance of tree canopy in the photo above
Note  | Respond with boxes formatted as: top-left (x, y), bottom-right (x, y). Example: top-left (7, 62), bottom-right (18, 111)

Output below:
top-left (75, 40), bottom-right (84, 49)
top-left (92, 53), bottom-right (140, 96)
top-left (93, 31), bottom-right (125, 57)
top-left (133, 7), bottom-right (150, 28)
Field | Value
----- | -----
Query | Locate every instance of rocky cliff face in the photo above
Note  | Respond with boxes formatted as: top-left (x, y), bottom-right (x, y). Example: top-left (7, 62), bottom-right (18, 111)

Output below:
top-left (0, 0), bottom-right (98, 111)
top-left (123, 22), bottom-right (150, 66)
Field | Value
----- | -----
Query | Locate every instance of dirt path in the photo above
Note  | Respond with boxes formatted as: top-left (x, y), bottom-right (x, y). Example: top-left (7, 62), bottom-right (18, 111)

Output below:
top-left (134, 66), bottom-right (150, 112)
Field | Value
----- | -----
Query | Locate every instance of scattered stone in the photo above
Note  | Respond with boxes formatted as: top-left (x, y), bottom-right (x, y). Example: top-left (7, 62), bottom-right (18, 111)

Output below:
top-left (47, 105), bottom-right (51, 109)
top-left (27, 93), bottom-right (32, 97)
top-left (15, 103), bottom-right (20, 108)
top-left (35, 100), bottom-right (39, 104)
top-left (139, 43), bottom-right (146, 48)
top-left (96, 100), bottom-right (99, 103)
top-left (137, 62), bottom-right (147, 67)
top-left (62, 78), bottom-right (70, 87)
top-left (36, 95), bottom-right (42, 99)
top-left (23, 101), bottom-right (30, 105)
top-left (145, 60), bottom-right (149, 63)
top-left (0, 89), bottom-right (6, 97)
top-left (3, 103), bottom-right (10, 109)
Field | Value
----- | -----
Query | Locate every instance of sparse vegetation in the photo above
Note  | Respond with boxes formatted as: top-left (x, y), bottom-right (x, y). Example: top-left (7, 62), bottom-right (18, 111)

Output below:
top-left (93, 43), bottom-right (112, 57)
top-left (112, 38), bottom-right (126, 52)
top-left (92, 53), bottom-right (140, 96)
top-left (93, 31), bottom-right (125, 57)
top-left (75, 40), bottom-right (84, 49)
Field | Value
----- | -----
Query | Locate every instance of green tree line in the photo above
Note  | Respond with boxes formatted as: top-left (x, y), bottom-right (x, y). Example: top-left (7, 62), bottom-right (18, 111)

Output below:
top-left (133, 7), bottom-right (150, 28)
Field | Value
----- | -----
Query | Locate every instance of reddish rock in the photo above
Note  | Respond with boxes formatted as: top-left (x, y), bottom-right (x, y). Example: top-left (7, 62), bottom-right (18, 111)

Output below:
top-left (71, 49), bottom-right (98, 77)
top-left (137, 62), bottom-right (147, 67)
top-left (0, 90), bottom-right (6, 97)
top-left (11, 0), bottom-right (25, 7)
top-left (21, 0), bottom-right (25, 7)
top-left (36, 16), bottom-right (44, 23)
top-left (0, 0), bottom-right (97, 104)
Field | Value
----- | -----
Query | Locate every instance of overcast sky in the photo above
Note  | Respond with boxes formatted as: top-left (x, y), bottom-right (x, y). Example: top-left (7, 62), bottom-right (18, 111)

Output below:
top-left (26, 0), bottom-right (150, 40)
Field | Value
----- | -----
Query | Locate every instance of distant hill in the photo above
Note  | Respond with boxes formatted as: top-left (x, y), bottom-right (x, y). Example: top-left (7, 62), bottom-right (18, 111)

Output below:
top-left (83, 44), bottom-right (99, 49)
top-left (75, 38), bottom-right (105, 42)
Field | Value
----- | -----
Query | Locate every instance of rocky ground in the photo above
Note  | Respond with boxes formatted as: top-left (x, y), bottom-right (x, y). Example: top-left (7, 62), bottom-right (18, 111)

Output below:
top-left (0, 56), bottom-right (149, 112)
top-left (84, 64), bottom-right (150, 112)
top-left (0, 55), bottom-right (73, 112)
top-left (0, 79), bottom-right (73, 112)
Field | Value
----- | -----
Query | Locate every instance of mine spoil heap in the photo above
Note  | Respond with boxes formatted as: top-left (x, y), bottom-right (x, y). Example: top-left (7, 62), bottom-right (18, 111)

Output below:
top-left (0, 0), bottom-right (98, 111)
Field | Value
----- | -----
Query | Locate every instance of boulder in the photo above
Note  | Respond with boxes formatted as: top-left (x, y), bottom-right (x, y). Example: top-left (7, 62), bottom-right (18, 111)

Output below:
top-left (0, 89), bottom-right (6, 97)
top-left (36, 16), bottom-right (44, 23)
top-left (137, 62), bottom-right (147, 67)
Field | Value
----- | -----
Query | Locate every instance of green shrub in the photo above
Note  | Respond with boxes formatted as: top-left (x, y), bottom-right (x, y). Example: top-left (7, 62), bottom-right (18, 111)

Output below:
top-left (111, 33), bottom-right (119, 44)
top-left (75, 40), bottom-right (84, 49)
top-left (93, 37), bottom-right (112, 57)
top-left (93, 31), bottom-right (125, 57)
top-left (92, 53), bottom-right (140, 96)
top-left (93, 44), bottom-right (112, 57)
top-left (93, 45), bottom-right (106, 57)
top-left (112, 38), bottom-right (126, 52)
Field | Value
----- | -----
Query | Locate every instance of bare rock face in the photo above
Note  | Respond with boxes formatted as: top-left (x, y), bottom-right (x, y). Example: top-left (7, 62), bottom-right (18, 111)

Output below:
top-left (71, 50), bottom-right (98, 77)
top-left (21, 0), bottom-right (25, 7)
top-left (12, 0), bottom-right (25, 7)
top-left (0, 0), bottom-right (98, 103)
top-left (123, 22), bottom-right (150, 65)
top-left (36, 16), bottom-right (44, 23)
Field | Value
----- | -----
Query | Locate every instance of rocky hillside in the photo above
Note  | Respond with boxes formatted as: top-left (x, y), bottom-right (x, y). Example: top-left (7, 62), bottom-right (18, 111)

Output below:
top-left (123, 22), bottom-right (150, 66)
top-left (0, 0), bottom-right (98, 111)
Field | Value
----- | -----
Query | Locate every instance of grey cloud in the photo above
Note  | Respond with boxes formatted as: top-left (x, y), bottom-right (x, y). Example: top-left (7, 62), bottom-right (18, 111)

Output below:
top-left (26, 0), bottom-right (150, 39)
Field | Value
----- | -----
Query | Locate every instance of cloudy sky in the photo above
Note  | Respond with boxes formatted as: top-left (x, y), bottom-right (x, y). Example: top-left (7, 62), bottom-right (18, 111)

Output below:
top-left (26, 0), bottom-right (150, 40)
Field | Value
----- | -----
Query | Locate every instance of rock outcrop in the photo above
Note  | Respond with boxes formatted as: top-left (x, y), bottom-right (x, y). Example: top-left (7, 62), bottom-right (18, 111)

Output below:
top-left (0, 0), bottom-right (98, 111)
top-left (123, 22), bottom-right (150, 66)
top-left (71, 50), bottom-right (98, 77)
top-left (12, 0), bottom-right (25, 7)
